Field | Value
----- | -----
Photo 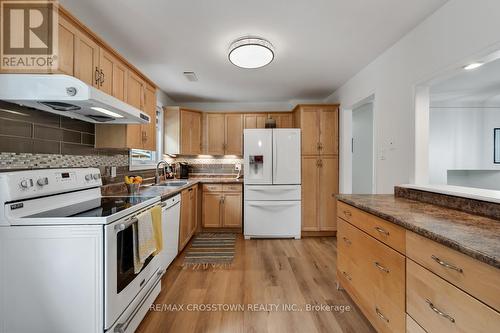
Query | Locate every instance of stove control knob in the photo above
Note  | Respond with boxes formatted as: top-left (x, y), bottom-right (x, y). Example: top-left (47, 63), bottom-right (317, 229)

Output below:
top-left (20, 179), bottom-right (29, 188)
top-left (93, 173), bottom-right (100, 180)
top-left (37, 177), bottom-right (48, 186)
top-left (85, 174), bottom-right (92, 181)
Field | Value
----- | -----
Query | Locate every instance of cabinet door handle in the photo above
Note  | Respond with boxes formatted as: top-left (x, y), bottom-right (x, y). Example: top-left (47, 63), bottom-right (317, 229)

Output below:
top-left (342, 237), bottom-right (351, 245)
top-left (374, 226), bottom-right (390, 236)
top-left (374, 261), bottom-right (390, 273)
top-left (95, 67), bottom-right (100, 85)
top-left (342, 271), bottom-right (352, 281)
top-left (431, 255), bottom-right (463, 273)
top-left (425, 299), bottom-right (455, 323)
top-left (375, 307), bottom-right (389, 323)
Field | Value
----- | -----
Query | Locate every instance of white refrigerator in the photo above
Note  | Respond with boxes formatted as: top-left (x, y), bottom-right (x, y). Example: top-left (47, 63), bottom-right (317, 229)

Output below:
top-left (243, 129), bottom-right (301, 239)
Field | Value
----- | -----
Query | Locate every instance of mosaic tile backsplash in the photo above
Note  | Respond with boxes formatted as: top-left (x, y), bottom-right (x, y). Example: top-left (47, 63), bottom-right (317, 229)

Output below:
top-left (0, 152), bottom-right (129, 170)
top-left (164, 156), bottom-right (243, 175)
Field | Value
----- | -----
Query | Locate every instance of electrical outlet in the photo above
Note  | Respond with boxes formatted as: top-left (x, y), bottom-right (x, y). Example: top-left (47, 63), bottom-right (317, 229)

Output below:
top-left (234, 163), bottom-right (242, 171)
top-left (111, 166), bottom-right (117, 177)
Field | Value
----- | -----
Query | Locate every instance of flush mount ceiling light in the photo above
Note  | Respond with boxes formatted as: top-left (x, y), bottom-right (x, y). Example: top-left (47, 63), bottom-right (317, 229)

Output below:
top-left (228, 37), bottom-right (275, 69)
top-left (463, 62), bottom-right (484, 70)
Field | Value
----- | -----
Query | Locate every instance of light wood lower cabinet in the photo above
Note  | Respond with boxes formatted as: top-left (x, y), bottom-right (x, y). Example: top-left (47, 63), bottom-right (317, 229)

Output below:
top-left (179, 185), bottom-right (197, 252)
top-left (301, 156), bottom-right (338, 232)
top-left (202, 184), bottom-right (242, 229)
top-left (337, 218), bottom-right (405, 333)
top-left (337, 201), bottom-right (500, 333)
top-left (407, 259), bottom-right (500, 333)
top-left (406, 231), bottom-right (500, 311)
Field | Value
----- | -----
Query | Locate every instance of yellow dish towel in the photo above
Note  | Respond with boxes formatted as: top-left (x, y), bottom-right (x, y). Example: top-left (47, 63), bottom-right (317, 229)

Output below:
top-left (151, 205), bottom-right (163, 256)
top-left (133, 209), bottom-right (157, 274)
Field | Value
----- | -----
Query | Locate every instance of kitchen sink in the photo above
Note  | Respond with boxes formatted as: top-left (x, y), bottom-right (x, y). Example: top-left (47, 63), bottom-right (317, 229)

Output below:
top-left (151, 180), bottom-right (188, 187)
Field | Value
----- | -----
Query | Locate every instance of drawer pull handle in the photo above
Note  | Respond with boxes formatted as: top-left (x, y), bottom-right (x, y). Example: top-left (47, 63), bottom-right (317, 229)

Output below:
top-left (374, 262), bottom-right (390, 273)
top-left (375, 307), bottom-right (389, 323)
top-left (342, 271), bottom-right (352, 281)
top-left (431, 255), bottom-right (463, 273)
top-left (343, 210), bottom-right (352, 217)
top-left (426, 299), bottom-right (455, 323)
top-left (374, 226), bottom-right (390, 236)
top-left (342, 237), bottom-right (352, 245)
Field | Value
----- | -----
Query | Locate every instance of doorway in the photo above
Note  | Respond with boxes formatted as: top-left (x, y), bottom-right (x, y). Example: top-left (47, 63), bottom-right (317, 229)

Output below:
top-left (352, 101), bottom-right (374, 194)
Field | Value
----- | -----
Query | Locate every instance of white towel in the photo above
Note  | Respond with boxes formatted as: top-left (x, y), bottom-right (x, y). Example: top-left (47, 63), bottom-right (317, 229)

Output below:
top-left (133, 210), bottom-right (157, 274)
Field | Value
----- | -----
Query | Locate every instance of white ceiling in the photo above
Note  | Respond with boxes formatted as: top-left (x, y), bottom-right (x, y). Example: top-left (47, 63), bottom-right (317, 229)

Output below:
top-left (60, 0), bottom-right (447, 105)
top-left (430, 56), bottom-right (500, 107)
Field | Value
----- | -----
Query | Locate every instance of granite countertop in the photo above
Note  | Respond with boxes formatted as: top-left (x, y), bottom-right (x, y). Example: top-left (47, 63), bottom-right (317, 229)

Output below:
top-left (124, 178), bottom-right (243, 201)
top-left (337, 194), bottom-right (500, 269)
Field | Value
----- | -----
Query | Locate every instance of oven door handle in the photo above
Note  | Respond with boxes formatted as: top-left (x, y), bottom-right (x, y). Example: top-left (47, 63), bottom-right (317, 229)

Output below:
top-left (114, 202), bottom-right (166, 231)
top-left (114, 217), bottom-right (138, 231)
top-left (114, 269), bottom-right (164, 333)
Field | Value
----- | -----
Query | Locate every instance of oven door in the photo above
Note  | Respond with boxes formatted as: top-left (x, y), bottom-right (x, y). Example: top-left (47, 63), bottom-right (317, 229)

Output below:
top-left (104, 208), bottom-right (162, 330)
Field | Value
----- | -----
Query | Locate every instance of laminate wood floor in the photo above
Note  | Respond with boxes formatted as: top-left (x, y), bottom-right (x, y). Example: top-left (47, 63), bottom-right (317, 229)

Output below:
top-left (137, 236), bottom-right (375, 333)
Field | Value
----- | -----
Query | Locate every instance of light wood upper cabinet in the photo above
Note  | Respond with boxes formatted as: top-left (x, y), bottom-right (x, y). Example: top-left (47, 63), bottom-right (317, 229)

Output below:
top-left (225, 114), bottom-right (243, 155)
top-left (124, 71), bottom-right (145, 149)
top-left (206, 114), bottom-right (226, 155)
top-left (74, 32), bottom-right (99, 87)
top-left (96, 47), bottom-right (129, 103)
top-left (269, 113), bottom-right (293, 128)
top-left (142, 84), bottom-right (157, 151)
top-left (300, 108), bottom-right (321, 155)
top-left (295, 105), bottom-right (339, 155)
top-left (58, 16), bottom-right (77, 76)
top-left (244, 114), bottom-right (266, 129)
top-left (319, 109), bottom-right (339, 155)
top-left (191, 112), bottom-right (202, 155)
top-left (180, 110), bottom-right (202, 155)
top-left (164, 108), bottom-right (202, 155)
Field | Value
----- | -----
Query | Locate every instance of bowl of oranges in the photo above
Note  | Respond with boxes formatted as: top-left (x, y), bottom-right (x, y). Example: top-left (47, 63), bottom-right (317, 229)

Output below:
top-left (124, 175), bottom-right (143, 194)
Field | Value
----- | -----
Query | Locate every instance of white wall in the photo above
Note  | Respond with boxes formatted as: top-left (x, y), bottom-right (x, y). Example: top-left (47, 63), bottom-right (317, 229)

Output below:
top-left (157, 90), bottom-right (176, 108)
top-left (325, 0), bottom-right (500, 193)
top-left (352, 103), bottom-right (374, 193)
top-left (427, 107), bottom-right (500, 185)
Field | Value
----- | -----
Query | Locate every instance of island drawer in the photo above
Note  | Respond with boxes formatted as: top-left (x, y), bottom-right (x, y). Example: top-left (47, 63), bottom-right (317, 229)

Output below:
top-left (406, 231), bottom-right (500, 311)
top-left (407, 259), bottom-right (500, 333)
top-left (337, 201), bottom-right (406, 254)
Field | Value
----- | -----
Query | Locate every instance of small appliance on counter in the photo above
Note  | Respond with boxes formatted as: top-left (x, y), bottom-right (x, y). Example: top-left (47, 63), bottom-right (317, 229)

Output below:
top-left (176, 162), bottom-right (190, 179)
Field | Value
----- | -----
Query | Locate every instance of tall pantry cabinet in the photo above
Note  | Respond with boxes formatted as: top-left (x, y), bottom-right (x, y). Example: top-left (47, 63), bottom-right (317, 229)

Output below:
top-left (293, 104), bottom-right (339, 234)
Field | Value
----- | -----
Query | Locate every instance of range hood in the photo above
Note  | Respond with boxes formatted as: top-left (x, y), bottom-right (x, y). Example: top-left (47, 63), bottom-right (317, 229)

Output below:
top-left (0, 74), bottom-right (150, 124)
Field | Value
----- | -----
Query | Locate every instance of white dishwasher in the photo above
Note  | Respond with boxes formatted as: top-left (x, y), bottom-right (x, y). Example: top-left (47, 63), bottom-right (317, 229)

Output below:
top-left (160, 194), bottom-right (181, 270)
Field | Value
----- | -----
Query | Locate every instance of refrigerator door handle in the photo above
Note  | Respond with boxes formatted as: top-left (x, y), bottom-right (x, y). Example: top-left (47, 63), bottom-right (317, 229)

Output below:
top-left (273, 130), bottom-right (277, 183)
top-left (247, 202), bottom-right (298, 207)
top-left (246, 186), bottom-right (296, 191)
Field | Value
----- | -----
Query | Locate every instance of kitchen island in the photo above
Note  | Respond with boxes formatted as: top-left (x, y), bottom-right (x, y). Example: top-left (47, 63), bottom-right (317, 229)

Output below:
top-left (336, 188), bottom-right (500, 333)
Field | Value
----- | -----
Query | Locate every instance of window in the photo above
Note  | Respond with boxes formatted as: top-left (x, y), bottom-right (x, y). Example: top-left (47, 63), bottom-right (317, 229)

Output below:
top-left (495, 128), bottom-right (500, 164)
top-left (129, 107), bottom-right (163, 171)
top-left (129, 149), bottom-right (157, 170)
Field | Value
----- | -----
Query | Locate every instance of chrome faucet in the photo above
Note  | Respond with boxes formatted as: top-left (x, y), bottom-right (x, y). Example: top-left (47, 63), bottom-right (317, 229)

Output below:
top-left (155, 160), bottom-right (170, 184)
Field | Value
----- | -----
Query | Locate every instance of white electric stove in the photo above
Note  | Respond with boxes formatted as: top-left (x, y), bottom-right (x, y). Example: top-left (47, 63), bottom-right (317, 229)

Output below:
top-left (0, 168), bottom-right (164, 333)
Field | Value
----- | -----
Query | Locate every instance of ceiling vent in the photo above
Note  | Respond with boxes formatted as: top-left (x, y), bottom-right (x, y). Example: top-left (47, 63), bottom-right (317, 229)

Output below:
top-left (183, 72), bottom-right (198, 82)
